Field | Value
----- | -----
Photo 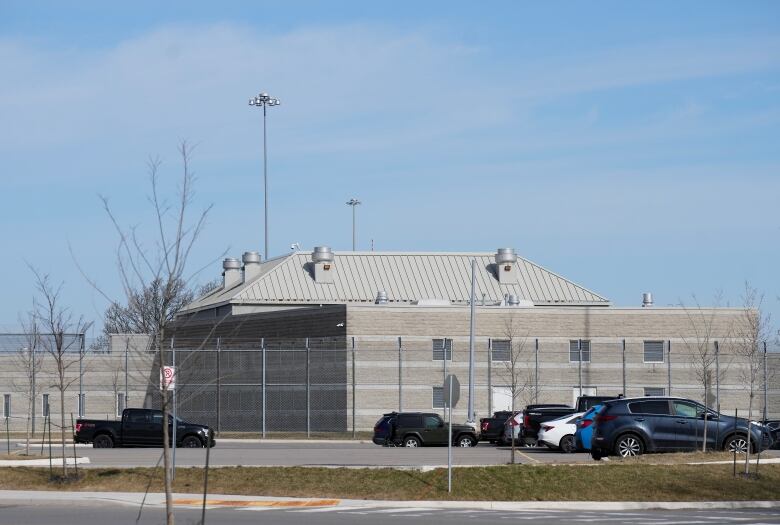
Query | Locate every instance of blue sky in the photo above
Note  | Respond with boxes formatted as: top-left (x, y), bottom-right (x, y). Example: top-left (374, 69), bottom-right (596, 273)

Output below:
top-left (1, 1), bottom-right (779, 334)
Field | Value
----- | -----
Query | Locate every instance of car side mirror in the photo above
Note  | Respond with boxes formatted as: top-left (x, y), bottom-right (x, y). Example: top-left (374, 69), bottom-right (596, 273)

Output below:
top-left (439, 421), bottom-right (444, 428)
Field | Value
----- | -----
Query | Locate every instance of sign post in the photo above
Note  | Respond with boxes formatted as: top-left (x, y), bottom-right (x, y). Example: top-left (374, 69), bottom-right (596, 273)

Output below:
top-left (443, 374), bottom-right (460, 494)
top-left (160, 364), bottom-right (177, 477)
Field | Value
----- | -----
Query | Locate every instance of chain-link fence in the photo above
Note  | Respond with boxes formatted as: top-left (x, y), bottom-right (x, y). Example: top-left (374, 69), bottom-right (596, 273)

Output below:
top-left (1, 333), bottom-right (778, 435)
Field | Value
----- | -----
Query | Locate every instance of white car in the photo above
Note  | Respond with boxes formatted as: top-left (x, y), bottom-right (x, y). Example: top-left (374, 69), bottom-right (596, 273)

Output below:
top-left (536, 412), bottom-right (584, 453)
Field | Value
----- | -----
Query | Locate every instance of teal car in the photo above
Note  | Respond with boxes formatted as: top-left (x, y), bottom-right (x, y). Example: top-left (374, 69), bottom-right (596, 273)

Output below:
top-left (574, 404), bottom-right (602, 451)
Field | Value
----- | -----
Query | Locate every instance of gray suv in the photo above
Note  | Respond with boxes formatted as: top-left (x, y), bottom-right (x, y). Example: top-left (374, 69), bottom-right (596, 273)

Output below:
top-left (590, 397), bottom-right (773, 459)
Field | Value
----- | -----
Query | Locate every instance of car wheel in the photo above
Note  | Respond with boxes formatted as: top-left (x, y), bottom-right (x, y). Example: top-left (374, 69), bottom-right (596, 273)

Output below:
top-left (560, 435), bottom-right (576, 453)
top-left (403, 436), bottom-right (421, 448)
top-left (93, 434), bottom-right (114, 449)
top-left (181, 436), bottom-right (202, 448)
top-left (615, 434), bottom-right (644, 457)
top-left (457, 435), bottom-right (477, 447)
top-left (725, 435), bottom-right (749, 454)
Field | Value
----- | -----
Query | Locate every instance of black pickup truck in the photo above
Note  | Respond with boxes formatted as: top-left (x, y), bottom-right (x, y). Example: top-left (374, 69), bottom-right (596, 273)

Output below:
top-left (480, 405), bottom-right (568, 443)
top-left (505, 396), bottom-right (621, 446)
top-left (75, 408), bottom-right (215, 449)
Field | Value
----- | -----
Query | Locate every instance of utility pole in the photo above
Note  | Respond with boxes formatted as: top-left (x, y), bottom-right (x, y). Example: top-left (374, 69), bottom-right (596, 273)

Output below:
top-left (248, 91), bottom-right (281, 258)
top-left (467, 259), bottom-right (476, 424)
top-left (346, 198), bottom-right (361, 250)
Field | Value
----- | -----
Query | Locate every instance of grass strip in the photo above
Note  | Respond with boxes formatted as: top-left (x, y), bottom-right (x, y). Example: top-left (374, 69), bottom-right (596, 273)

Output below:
top-left (0, 464), bottom-right (778, 501)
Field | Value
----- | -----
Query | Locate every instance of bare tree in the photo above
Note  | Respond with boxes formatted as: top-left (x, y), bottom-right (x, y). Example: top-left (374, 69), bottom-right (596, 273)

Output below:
top-left (81, 142), bottom-right (215, 524)
top-left (680, 293), bottom-right (731, 411)
top-left (30, 268), bottom-right (91, 478)
top-left (494, 315), bottom-right (531, 465)
top-left (734, 283), bottom-right (772, 475)
top-left (13, 310), bottom-right (43, 455)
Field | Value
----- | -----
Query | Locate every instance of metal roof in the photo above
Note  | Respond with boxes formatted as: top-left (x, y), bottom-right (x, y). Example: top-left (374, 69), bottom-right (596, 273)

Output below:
top-left (181, 250), bottom-right (609, 313)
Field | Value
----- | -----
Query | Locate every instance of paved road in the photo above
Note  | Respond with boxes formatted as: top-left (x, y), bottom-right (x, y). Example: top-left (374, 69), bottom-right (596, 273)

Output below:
top-left (1, 499), bottom-right (779, 525)
top-left (76, 441), bottom-right (597, 468)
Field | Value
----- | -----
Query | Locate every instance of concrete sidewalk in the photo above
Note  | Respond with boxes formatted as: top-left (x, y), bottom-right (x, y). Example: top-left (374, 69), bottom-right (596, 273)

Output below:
top-left (0, 490), bottom-right (777, 512)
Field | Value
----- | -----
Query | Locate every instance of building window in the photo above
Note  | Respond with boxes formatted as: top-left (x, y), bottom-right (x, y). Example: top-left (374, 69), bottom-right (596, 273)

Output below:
top-left (116, 393), bottom-right (126, 417)
top-left (77, 394), bottom-right (86, 418)
top-left (569, 340), bottom-right (591, 362)
top-left (644, 387), bottom-right (665, 397)
top-left (432, 338), bottom-right (453, 361)
top-left (432, 387), bottom-right (445, 408)
top-left (2, 394), bottom-right (9, 419)
top-left (491, 340), bottom-right (511, 362)
top-left (42, 394), bottom-right (50, 418)
top-left (644, 341), bottom-right (665, 363)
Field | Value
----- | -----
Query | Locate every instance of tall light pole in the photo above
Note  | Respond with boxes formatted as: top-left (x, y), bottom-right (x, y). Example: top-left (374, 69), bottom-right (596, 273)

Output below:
top-left (346, 198), bottom-right (361, 251)
top-left (249, 92), bottom-right (281, 258)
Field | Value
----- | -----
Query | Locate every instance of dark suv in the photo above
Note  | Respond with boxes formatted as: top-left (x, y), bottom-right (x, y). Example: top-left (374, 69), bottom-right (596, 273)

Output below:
top-left (590, 397), bottom-right (773, 459)
top-left (372, 412), bottom-right (478, 448)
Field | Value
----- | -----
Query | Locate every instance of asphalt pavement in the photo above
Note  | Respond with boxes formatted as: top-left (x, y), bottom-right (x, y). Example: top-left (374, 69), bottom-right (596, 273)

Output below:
top-left (1, 497), bottom-right (779, 525)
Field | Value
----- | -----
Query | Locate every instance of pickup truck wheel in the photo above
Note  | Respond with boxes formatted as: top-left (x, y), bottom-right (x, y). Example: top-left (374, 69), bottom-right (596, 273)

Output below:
top-left (403, 436), bottom-right (421, 448)
top-left (456, 435), bottom-right (477, 447)
top-left (181, 436), bottom-right (203, 448)
top-left (93, 434), bottom-right (114, 449)
top-left (560, 435), bottom-right (576, 453)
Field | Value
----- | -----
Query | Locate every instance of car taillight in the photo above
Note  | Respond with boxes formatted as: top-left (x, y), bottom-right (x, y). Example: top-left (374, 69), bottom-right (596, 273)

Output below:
top-left (581, 419), bottom-right (593, 428)
top-left (523, 415), bottom-right (531, 428)
top-left (75, 423), bottom-right (82, 433)
top-left (481, 421), bottom-right (489, 431)
top-left (541, 425), bottom-right (554, 432)
top-left (596, 414), bottom-right (617, 424)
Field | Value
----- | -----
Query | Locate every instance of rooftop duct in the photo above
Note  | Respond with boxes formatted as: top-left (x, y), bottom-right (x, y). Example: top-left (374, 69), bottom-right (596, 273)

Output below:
top-left (312, 246), bottom-right (335, 284)
top-left (642, 292), bottom-right (653, 308)
top-left (222, 258), bottom-right (242, 289)
top-left (242, 251), bottom-right (262, 282)
top-left (495, 247), bottom-right (518, 285)
top-left (375, 291), bottom-right (388, 304)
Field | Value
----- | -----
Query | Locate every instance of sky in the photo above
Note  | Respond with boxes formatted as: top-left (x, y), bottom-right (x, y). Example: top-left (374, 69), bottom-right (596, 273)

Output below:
top-left (1, 1), bottom-right (779, 336)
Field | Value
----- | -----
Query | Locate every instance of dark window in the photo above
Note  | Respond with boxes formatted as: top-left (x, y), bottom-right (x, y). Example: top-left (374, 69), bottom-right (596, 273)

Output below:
top-left (491, 340), bottom-right (511, 362)
top-left (644, 341), bottom-right (665, 363)
top-left (2, 394), bottom-right (9, 418)
top-left (628, 400), bottom-right (671, 415)
top-left (42, 394), bottom-right (50, 418)
top-left (397, 414), bottom-right (422, 428)
top-left (569, 340), bottom-right (591, 362)
top-left (432, 338), bottom-right (453, 361)
top-left (127, 410), bottom-right (147, 424)
top-left (116, 393), bottom-right (126, 417)
top-left (150, 411), bottom-right (164, 425)
top-left (77, 393), bottom-right (86, 418)
top-left (432, 387), bottom-right (445, 409)
top-left (424, 415), bottom-right (442, 429)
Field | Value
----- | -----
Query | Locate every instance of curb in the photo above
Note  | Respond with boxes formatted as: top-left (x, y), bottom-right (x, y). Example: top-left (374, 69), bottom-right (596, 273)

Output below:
top-left (0, 457), bottom-right (90, 467)
top-left (0, 490), bottom-right (777, 512)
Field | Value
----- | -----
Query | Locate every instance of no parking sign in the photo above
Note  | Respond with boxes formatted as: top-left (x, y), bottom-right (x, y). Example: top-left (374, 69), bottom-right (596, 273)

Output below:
top-left (160, 366), bottom-right (176, 390)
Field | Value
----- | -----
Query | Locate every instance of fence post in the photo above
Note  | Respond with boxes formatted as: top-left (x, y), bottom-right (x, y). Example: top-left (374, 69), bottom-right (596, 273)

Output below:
top-left (578, 339), bottom-right (583, 397)
top-left (398, 336), bottom-right (403, 412)
top-left (124, 337), bottom-right (129, 408)
top-left (622, 339), bottom-right (626, 396)
top-left (306, 338), bottom-right (310, 438)
top-left (79, 334), bottom-right (84, 418)
top-left (487, 338), bottom-right (492, 416)
top-left (667, 340), bottom-right (672, 396)
top-left (534, 338), bottom-right (539, 404)
top-left (715, 341), bottom-right (720, 412)
top-left (216, 337), bottom-right (221, 436)
top-left (763, 341), bottom-right (768, 422)
top-left (261, 337), bottom-right (266, 439)
top-left (351, 337), bottom-right (356, 438)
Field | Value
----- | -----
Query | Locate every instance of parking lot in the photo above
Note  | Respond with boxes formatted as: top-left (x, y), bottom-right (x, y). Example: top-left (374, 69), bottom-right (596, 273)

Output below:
top-left (65, 440), bottom-right (780, 468)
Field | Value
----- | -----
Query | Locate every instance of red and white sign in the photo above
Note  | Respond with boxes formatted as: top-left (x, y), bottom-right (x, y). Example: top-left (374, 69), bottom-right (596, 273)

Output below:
top-left (160, 366), bottom-right (176, 390)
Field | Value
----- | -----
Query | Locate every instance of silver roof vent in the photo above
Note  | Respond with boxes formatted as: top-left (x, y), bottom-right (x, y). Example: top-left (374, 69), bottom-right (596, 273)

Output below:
top-left (222, 257), bottom-right (242, 289)
top-left (242, 251), bottom-right (262, 282)
top-left (375, 291), bottom-right (388, 304)
top-left (507, 294), bottom-right (520, 306)
top-left (312, 246), bottom-right (335, 263)
top-left (642, 292), bottom-right (653, 307)
top-left (242, 251), bottom-right (261, 265)
top-left (495, 248), bottom-right (518, 265)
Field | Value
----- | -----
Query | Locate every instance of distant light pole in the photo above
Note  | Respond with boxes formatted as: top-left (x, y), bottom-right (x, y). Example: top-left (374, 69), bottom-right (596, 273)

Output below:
top-left (249, 91), bottom-right (281, 258)
top-left (346, 198), bottom-right (361, 251)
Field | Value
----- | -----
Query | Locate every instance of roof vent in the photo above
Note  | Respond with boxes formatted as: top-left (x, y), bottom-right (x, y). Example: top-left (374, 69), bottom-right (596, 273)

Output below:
top-left (642, 292), bottom-right (653, 308)
top-left (312, 246), bottom-right (335, 264)
top-left (222, 258), bottom-right (242, 289)
top-left (311, 246), bottom-right (335, 284)
top-left (375, 291), bottom-right (388, 304)
top-left (507, 294), bottom-right (520, 306)
top-left (495, 248), bottom-right (518, 285)
top-left (242, 251), bottom-right (262, 282)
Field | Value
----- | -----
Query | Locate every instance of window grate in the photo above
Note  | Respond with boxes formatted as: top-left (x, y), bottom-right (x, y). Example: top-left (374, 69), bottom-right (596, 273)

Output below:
top-left (569, 340), bottom-right (591, 362)
top-left (432, 386), bottom-right (445, 408)
top-left (491, 340), bottom-right (511, 362)
top-left (432, 338), bottom-right (453, 361)
top-left (2, 394), bottom-right (9, 419)
top-left (644, 341), bottom-right (665, 363)
top-left (644, 387), bottom-right (665, 397)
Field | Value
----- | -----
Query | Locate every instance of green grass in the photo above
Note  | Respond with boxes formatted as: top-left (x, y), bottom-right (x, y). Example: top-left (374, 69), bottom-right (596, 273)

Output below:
top-left (1, 464), bottom-right (778, 501)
